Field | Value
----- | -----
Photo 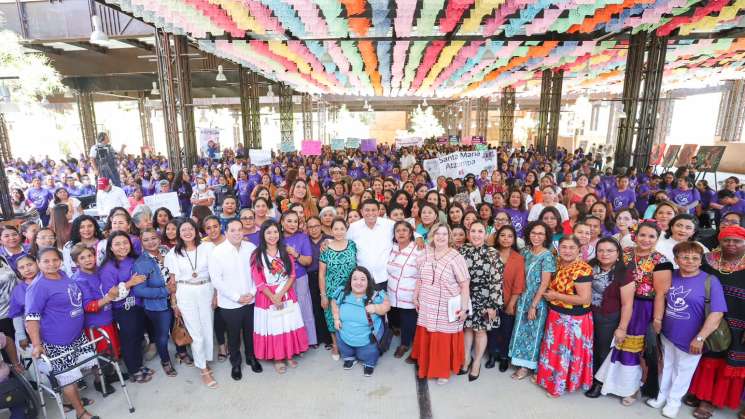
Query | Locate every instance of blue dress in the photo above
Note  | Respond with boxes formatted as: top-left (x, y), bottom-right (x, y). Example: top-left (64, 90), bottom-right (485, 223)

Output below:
top-left (508, 248), bottom-right (556, 370)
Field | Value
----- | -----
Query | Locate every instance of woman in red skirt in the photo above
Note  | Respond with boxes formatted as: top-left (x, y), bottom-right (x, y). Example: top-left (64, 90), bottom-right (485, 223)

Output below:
top-left (536, 235), bottom-right (594, 397)
top-left (687, 225), bottom-right (745, 419)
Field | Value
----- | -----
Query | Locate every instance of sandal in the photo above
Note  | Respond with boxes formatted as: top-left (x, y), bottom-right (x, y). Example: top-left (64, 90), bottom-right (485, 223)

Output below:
top-left (274, 361), bottom-right (287, 374)
top-left (287, 358), bottom-right (298, 368)
top-left (64, 397), bottom-right (94, 413)
top-left (141, 367), bottom-right (155, 377)
top-left (693, 401), bottom-right (714, 419)
top-left (200, 371), bottom-right (218, 389)
top-left (131, 371), bottom-right (152, 384)
top-left (77, 410), bottom-right (100, 419)
top-left (621, 391), bottom-right (640, 406)
top-left (511, 368), bottom-right (530, 380)
top-left (176, 352), bottom-right (194, 366)
top-left (162, 361), bottom-right (177, 377)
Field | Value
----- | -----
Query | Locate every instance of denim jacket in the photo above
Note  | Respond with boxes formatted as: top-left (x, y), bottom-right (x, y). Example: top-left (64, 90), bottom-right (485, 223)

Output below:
top-left (132, 250), bottom-right (170, 312)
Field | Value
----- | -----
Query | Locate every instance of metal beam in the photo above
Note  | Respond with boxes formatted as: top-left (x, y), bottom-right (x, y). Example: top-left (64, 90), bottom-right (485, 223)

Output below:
top-left (0, 114), bottom-right (13, 219)
top-left (279, 83), bottom-right (294, 151)
top-left (718, 80), bottom-right (745, 142)
top-left (546, 70), bottom-right (563, 157)
top-left (68, 41), bottom-right (109, 54)
top-left (475, 97), bottom-right (489, 140)
top-left (154, 29), bottom-right (182, 172)
top-left (302, 93), bottom-right (312, 141)
top-left (634, 34), bottom-right (668, 168)
top-left (76, 90), bottom-right (97, 156)
top-left (536, 69), bottom-right (551, 152)
top-left (118, 38), bottom-right (154, 52)
top-left (614, 32), bottom-right (647, 171)
top-left (137, 93), bottom-right (153, 148)
top-left (500, 87), bottom-right (515, 147)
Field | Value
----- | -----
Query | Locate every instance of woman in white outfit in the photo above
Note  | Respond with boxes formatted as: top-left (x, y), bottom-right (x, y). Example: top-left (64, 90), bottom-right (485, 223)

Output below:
top-left (165, 218), bottom-right (217, 389)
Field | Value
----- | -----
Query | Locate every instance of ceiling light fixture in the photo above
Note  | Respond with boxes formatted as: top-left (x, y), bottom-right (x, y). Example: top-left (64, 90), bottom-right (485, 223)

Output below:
top-left (216, 65), bottom-right (227, 82)
top-left (89, 14), bottom-right (109, 44)
top-left (150, 82), bottom-right (160, 96)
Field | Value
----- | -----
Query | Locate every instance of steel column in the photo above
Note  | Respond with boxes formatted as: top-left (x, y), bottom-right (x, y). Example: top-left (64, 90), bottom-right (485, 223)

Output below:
top-left (546, 70), bottom-right (564, 157)
top-left (500, 87), bottom-right (515, 147)
top-left (137, 93), bottom-right (154, 148)
top-left (278, 84), bottom-right (294, 150)
top-left (536, 69), bottom-right (551, 152)
top-left (614, 32), bottom-right (647, 170)
top-left (317, 100), bottom-right (327, 143)
top-left (154, 29), bottom-right (183, 172)
top-left (633, 35), bottom-right (667, 169)
top-left (238, 65), bottom-right (254, 149)
top-left (172, 35), bottom-right (197, 169)
top-left (0, 114), bottom-right (12, 218)
top-left (301, 93), bottom-right (312, 140)
top-left (76, 90), bottom-right (97, 156)
top-left (654, 94), bottom-right (675, 146)
top-left (718, 80), bottom-right (745, 142)
top-left (475, 97), bottom-right (489, 140)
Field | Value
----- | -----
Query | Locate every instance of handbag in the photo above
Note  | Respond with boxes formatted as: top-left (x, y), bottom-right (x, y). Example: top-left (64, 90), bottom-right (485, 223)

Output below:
top-left (171, 316), bottom-right (193, 346)
top-left (365, 292), bottom-right (393, 355)
top-left (704, 274), bottom-right (731, 352)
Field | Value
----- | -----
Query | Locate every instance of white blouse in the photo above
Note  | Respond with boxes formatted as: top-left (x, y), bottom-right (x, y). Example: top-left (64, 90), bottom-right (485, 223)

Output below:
top-left (165, 243), bottom-right (212, 282)
top-left (386, 242), bottom-right (422, 309)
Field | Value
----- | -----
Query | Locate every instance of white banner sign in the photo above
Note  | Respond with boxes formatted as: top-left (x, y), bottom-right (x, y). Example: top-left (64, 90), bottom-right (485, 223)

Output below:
top-left (144, 192), bottom-right (181, 217)
top-left (249, 149), bottom-right (272, 167)
top-left (423, 150), bottom-right (497, 179)
top-left (395, 136), bottom-right (424, 148)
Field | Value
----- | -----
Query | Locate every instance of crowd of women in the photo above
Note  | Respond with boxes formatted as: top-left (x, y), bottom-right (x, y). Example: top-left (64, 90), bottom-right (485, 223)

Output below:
top-left (0, 141), bottom-right (743, 419)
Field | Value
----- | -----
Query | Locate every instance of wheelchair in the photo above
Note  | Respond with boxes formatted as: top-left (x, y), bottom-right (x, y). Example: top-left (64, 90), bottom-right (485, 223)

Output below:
top-left (0, 368), bottom-right (42, 419)
top-left (32, 328), bottom-right (135, 419)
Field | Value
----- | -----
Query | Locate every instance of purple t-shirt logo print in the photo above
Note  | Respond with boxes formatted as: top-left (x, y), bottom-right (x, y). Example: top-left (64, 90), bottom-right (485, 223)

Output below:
top-left (666, 285), bottom-right (691, 320)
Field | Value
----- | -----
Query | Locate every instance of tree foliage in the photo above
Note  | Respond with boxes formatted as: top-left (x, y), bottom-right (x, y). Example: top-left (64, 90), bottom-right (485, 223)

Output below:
top-left (0, 24), bottom-right (63, 105)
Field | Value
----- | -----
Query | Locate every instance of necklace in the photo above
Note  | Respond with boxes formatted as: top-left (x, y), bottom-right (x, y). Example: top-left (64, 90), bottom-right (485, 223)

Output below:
top-left (717, 250), bottom-right (745, 275)
top-left (185, 246), bottom-right (198, 278)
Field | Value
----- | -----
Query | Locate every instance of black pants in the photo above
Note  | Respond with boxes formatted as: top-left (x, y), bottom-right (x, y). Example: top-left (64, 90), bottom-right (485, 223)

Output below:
top-left (308, 271), bottom-right (331, 345)
top-left (220, 304), bottom-right (255, 367)
top-left (389, 307), bottom-right (417, 347)
top-left (487, 312), bottom-right (515, 357)
top-left (214, 307), bottom-right (227, 346)
top-left (592, 311), bottom-right (620, 373)
top-left (113, 306), bottom-right (146, 374)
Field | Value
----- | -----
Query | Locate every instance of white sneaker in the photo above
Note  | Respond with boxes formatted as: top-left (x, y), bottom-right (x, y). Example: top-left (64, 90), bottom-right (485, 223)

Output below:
top-left (646, 398), bottom-right (666, 409)
top-left (662, 404), bottom-right (680, 418)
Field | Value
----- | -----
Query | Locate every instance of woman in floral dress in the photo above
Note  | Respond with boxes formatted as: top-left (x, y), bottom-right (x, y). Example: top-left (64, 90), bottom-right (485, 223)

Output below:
top-left (319, 217), bottom-right (357, 360)
top-left (460, 221), bottom-right (503, 381)
top-left (509, 221), bottom-right (557, 380)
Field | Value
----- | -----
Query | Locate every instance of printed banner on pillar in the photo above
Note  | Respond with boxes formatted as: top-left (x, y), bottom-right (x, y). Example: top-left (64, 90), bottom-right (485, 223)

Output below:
top-left (346, 138), bottom-right (361, 149)
top-left (649, 144), bottom-right (667, 166)
top-left (361, 138), bottom-right (377, 152)
top-left (676, 144), bottom-right (699, 168)
top-left (395, 136), bottom-right (424, 148)
top-left (331, 138), bottom-right (346, 151)
top-left (301, 140), bottom-right (322, 156)
top-left (249, 149), bottom-right (272, 166)
top-left (423, 150), bottom-right (498, 179)
top-left (198, 128), bottom-right (221, 159)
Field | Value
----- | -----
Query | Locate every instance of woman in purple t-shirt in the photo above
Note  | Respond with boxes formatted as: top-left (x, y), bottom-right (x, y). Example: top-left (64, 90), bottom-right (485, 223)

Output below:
top-left (25, 247), bottom-right (100, 419)
top-left (647, 242), bottom-right (726, 418)
top-left (281, 211), bottom-right (317, 347)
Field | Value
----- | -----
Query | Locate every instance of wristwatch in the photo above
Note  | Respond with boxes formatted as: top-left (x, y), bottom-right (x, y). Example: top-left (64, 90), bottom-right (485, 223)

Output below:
top-left (695, 336), bottom-right (704, 342)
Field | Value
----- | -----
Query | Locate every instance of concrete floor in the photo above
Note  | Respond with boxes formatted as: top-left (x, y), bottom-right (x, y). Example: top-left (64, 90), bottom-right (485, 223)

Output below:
top-left (22, 342), bottom-right (740, 419)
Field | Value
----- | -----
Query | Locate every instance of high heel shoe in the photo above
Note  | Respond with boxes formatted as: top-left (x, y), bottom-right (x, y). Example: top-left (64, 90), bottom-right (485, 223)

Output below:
top-left (468, 362), bottom-right (480, 382)
top-left (458, 359), bottom-right (473, 376)
top-left (176, 352), bottom-right (194, 366)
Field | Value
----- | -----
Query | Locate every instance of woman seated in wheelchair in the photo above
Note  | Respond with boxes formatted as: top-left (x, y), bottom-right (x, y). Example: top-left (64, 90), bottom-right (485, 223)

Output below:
top-left (25, 248), bottom-right (100, 419)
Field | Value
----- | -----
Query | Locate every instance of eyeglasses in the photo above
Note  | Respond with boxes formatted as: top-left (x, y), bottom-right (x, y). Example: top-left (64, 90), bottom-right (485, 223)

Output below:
top-left (240, 217), bottom-right (254, 221)
top-left (676, 255), bottom-right (702, 262)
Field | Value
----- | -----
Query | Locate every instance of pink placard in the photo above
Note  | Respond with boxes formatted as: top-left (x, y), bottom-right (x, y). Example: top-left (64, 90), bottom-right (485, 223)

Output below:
top-left (301, 140), bottom-right (322, 156)
top-left (462, 136), bottom-right (473, 145)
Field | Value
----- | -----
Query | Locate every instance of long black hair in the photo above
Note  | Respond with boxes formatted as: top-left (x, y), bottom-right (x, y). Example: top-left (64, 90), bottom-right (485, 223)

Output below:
top-left (390, 190), bottom-right (412, 217)
top-left (174, 218), bottom-right (202, 257)
top-left (339, 266), bottom-right (376, 304)
top-left (665, 213), bottom-right (698, 240)
top-left (252, 219), bottom-right (292, 276)
top-left (102, 231), bottom-right (138, 269)
top-left (495, 225), bottom-right (519, 251)
top-left (69, 215), bottom-right (104, 245)
top-left (588, 237), bottom-right (628, 283)
top-left (152, 207), bottom-right (174, 230)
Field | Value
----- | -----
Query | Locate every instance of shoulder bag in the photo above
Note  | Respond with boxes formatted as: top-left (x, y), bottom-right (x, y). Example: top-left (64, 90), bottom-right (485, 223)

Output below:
top-left (171, 315), bottom-right (193, 346)
top-left (704, 274), bottom-right (732, 352)
top-left (366, 292), bottom-right (393, 355)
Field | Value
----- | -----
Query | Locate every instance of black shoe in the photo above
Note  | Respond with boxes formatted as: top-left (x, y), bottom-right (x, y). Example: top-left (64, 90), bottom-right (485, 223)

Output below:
top-left (485, 354), bottom-right (497, 369)
top-left (498, 358), bottom-right (510, 373)
top-left (584, 381), bottom-right (602, 398)
top-left (343, 360), bottom-right (356, 370)
top-left (458, 359), bottom-right (473, 376)
top-left (93, 381), bottom-right (116, 395)
top-left (247, 357), bottom-right (263, 373)
top-left (363, 366), bottom-right (374, 377)
top-left (231, 365), bottom-right (242, 381)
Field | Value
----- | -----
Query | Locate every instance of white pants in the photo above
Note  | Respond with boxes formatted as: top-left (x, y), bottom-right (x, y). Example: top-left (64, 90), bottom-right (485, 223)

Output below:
top-left (177, 283), bottom-right (214, 369)
top-left (658, 335), bottom-right (702, 408)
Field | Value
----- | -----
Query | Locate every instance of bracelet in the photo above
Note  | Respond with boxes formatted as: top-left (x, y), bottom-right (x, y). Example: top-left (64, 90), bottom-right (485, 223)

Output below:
top-left (653, 318), bottom-right (662, 323)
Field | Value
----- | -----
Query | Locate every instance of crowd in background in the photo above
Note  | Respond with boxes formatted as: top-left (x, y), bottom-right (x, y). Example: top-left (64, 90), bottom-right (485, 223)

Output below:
top-left (0, 132), bottom-right (742, 419)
